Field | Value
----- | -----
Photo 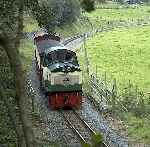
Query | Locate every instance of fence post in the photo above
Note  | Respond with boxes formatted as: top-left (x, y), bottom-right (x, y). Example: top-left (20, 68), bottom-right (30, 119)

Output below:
top-left (112, 78), bottom-right (117, 109)
top-left (89, 74), bottom-right (93, 95)
top-left (104, 71), bottom-right (107, 98)
top-left (128, 80), bottom-right (132, 96)
top-left (135, 85), bottom-right (138, 100)
top-left (31, 96), bottom-right (35, 112)
top-left (83, 33), bottom-right (89, 76)
top-left (96, 65), bottom-right (98, 78)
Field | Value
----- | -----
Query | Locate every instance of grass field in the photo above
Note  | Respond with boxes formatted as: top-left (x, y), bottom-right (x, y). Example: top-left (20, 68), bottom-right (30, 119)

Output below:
top-left (86, 5), bottom-right (150, 21)
top-left (20, 40), bottom-right (34, 71)
top-left (77, 25), bottom-right (150, 144)
top-left (79, 25), bottom-right (150, 92)
top-left (122, 112), bottom-right (150, 144)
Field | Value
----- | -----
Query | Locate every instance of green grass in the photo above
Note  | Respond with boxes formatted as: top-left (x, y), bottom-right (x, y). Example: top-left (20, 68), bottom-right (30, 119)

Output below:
top-left (20, 16), bottom-right (38, 71)
top-left (86, 6), bottom-right (150, 21)
top-left (20, 40), bottom-right (34, 71)
top-left (79, 25), bottom-right (150, 92)
top-left (56, 21), bottom-right (91, 38)
top-left (23, 16), bottom-right (39, 32)
top-left (122, 112), bottom-right (150, 144)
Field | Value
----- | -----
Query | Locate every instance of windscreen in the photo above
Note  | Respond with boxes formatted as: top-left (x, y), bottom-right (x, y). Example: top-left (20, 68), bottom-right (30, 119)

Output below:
top-left (45, 50), bottom-right (79, 66)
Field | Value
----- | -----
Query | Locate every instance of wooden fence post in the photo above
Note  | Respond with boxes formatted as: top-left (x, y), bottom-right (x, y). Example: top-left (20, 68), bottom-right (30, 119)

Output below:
top-left (89, 74), bottom-right (93, 94)
top-left (128, 80), bottom-right (132, 96)
top-left (96, 65), bottom-right (98, 78)
top-left (83, 33), bottom-right (89, 76)
top-left (104, 71), bottom-right (107, 98)
top-left (112, 78), bottom-right (117, 109)
top-left (135, 85), bottom-right (138, 100)
top-left (31, 96), bottom-right (35, 112)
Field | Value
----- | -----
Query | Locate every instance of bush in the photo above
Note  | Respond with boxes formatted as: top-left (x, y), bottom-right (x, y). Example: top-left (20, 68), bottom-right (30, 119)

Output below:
top-left (29, 0), bottom-right (80, 32)
top-left (81, 0), bottom-right (95, 12)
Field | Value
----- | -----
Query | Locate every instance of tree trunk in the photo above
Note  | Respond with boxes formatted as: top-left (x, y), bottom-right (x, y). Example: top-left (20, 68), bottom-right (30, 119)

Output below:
top-left (0, 34), bottom-right (36, 147)
top-left (0, 0), bottom-right (36, 145)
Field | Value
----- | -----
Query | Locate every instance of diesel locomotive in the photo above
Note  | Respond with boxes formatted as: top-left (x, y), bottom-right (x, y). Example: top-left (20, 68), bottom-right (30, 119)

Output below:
top-left (34, 32), bottom-right (82, 109)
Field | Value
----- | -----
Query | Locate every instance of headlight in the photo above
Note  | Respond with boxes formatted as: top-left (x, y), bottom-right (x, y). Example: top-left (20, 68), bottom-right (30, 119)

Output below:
top-left (67, 67), bottom-right (71, 71)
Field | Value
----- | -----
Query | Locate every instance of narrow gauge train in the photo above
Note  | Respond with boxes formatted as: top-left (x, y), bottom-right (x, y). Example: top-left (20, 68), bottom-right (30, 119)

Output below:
top-left (34, 32), bottom-right (83, 109)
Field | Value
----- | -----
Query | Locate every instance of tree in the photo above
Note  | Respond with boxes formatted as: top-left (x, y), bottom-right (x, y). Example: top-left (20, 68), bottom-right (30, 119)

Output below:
top-left (96, 0), bottom-right (106, 3)
top-left (28, 0), bottom-right (80, 33)
top-left (80, 0), bottom-right (95, 12)
top-left (0, 0), bottom-right (35, 146)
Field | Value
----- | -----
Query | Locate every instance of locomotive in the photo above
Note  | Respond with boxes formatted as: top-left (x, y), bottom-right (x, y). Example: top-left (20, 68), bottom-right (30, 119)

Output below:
top-left (34, 32), bottom-right (83, 109)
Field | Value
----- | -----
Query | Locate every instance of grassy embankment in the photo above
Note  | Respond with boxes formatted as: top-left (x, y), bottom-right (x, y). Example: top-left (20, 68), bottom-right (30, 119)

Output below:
top-left (78, 25), bottom-right (150, 144)
top-left (80, 26), bottom-right (150, 91)
top-left (123, 112), bottom-right (150, 144)
top-left (20, 17), bottom-right (39, 71)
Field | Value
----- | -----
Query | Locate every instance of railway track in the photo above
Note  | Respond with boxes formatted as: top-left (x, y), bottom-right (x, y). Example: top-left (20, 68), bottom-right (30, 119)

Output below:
top-left (60, 109), bottom-right (109, 147)
top-left (26, 27), bottom-right (130, 146)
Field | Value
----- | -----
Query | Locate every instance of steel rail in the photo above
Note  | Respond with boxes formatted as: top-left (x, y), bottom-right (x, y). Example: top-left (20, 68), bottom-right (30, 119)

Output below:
top-left (72, 109), bottom-right (96, 135)
top-left (73, 110), bottom-right (109, 147)
top-left (60, 111), bottom-right (87, 143)
top-left (60, 110), bottom-right (109, 147)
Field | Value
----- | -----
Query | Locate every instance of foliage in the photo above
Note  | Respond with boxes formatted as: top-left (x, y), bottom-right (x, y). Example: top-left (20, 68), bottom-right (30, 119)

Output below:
top-left (0, 2), bottom-right (16, 140)
top-left (23, 16), bottom-right (39, 32)
top-left (28, 0), bottom-right (80, 33)
top-left (80, 0), bottom-right (95, 12)
top-left (115, 0), bottom-right (124, 4)
top-left (0, 0), bottom-right (20, 38)
top-left (20, 40), bottom-right (35, 71)
top-left (0, 0), bottom-right (36, 146)
top-left (91, 133), bottom-right (103, 146)
top-left (0, 100), bottom-right (16, 147)
top-left (121, 112), bottom-right (150, 144)
top-left (96, 0), bottom-right (106, 4)
top-left (81, 142), bottom-right (91, 147)
top-left (0, 48), bottom-right (16, 146)
top-left (58, 0), bottom-right (80, 25)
